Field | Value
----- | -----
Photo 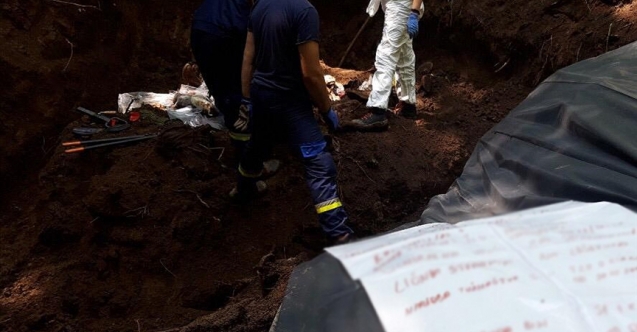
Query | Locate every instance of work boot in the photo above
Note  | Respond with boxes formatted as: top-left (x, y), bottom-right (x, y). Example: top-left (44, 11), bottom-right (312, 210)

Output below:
top-left (229, 180), bottom-right (268, 202)
top-left (400, 102), bottom-right (417, 118)
top-left (262, 159), bottom-right (281, 178)
top-left (330, 233), bottom-right (357, 246)
top-left (350, 108), bottom-right (388, 131)
top-left (394, 101), bottom-right (417, 118)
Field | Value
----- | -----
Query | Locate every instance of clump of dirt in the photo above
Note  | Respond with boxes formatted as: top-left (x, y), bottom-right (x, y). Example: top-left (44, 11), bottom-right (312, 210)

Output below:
top-left (1, 0), bottom-right (637, 331)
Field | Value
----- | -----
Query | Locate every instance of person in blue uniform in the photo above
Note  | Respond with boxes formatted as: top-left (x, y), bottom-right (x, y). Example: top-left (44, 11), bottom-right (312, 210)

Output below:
top-left (191, 0), bottom-right (278, 177)
top-left (191, 0), bottom-right (251, 145)
top-left (233, 0), bottom-right (354, 244)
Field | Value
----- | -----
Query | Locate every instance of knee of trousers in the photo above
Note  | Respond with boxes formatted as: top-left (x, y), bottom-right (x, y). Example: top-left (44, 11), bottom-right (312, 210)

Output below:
top-left (302, 149), bottom-right (336, 179)
top-left (303, 152), bottom-right (340, 210)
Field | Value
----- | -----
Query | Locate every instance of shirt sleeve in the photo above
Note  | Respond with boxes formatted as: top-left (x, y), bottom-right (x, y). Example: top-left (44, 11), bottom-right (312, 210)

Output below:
top-left (295, 7), bottom-right (320, 45)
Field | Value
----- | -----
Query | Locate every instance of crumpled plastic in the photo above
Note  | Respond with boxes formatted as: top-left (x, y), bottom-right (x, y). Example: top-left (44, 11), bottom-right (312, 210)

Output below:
top-left (117, 92), bottom-right (175, 113)
top-left (359, 74), bottom-right (373, 91)
top-left (117, 82), bottom-right (213, 114)
top-left (324, 75), bottom-right (345, 101)
top-left (167, 106), bottom-right (225, 130)
top-left (117, 82), bottom-right (224, 129)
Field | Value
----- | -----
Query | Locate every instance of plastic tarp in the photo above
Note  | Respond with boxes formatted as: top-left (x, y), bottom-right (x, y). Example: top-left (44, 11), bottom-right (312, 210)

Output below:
top-left (271, 41), bottom-right (637, 332)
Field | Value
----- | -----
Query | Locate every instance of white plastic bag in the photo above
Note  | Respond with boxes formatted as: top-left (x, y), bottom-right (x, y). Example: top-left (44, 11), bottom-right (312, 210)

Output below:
top-left (167, 106), bottom-right (225, 130)
top-left (178, 82), bottom-right (210, 100)
top-left (117, 92), bottom-right (175, 113)
top-left (359, 74), bottom-right (373, 91)
top-left (167, 106), bottom-right (202, 127)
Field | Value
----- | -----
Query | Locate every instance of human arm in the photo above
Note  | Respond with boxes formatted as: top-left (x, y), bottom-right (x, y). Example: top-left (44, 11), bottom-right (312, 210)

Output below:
top-left (241, 31), bottom-right (256, 98)
top-left (298, 41), bottom-right (331, 115)
top-left (299, 41), bottom-right (339, 130)
top-left (407, 0), bottom-right (423, 39)
top-left (411, 0), bottom-right (423, 12)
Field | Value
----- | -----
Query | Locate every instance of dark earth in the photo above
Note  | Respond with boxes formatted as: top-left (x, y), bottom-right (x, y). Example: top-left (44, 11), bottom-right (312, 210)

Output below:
top-left (1, 0), bottom-right (636, 331)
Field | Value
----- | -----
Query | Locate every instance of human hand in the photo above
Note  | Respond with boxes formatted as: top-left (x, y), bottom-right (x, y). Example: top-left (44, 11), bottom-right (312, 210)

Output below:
top-left (322, 107), bottom-right (340, 131)
top-left (235, 97), bottom-right (252, 132)
top-left (407, 12), bottom-right (419, 39)
top-left (240, 97), bottom-right (252, 112)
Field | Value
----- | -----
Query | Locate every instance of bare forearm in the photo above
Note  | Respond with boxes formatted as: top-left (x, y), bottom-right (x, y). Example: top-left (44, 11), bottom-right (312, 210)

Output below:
top-left (411, 0), bottom-right (423, 11)
top-left (241, 62), bottom-right (253, 98)
top-left (241, 32), bottom-right (255, 98)
top-left (298, 41), bottom-right (331, 114)
top-left (303, 74), bottom-right (331, 114)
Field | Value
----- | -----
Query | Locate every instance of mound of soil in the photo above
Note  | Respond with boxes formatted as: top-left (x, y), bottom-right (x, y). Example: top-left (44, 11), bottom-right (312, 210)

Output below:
top-left (1, 0), bottom-right (636, 331)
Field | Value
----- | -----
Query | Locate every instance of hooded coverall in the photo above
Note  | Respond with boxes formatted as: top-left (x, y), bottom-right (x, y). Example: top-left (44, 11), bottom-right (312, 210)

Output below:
top-left (366, 0), bottom-right (422, 110)
top-left (236, 0), bottom-right (353, 239)
top-left (191, 0), bottom-right (252, 148)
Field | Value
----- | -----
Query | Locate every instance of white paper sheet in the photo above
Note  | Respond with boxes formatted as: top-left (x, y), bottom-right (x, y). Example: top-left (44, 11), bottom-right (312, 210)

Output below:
top-left (326, 202), bottom-right (637, 332)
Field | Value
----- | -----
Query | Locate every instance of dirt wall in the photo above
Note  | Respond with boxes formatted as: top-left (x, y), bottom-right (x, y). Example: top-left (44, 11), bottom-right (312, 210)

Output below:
top-left (0, 0), bottom-right (196, 202)
top-left (2, 0), bottom-right (635, 204)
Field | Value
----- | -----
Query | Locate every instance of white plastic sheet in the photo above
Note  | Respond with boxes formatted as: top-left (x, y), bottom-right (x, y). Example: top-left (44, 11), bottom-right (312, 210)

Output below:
top-left (117, 92), bottom-right (175, 113)
top-left (117, 83), bottom-right (212, 114)
top-left (326, 202), bottom-right (637, 332)
top-left (167, 106), bottom-right (224, 130)
top-left (116, 82), bottom-right (224, 129)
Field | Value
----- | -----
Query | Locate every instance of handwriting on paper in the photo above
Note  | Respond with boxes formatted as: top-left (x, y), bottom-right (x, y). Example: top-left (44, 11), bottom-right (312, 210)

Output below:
top-left (594, 302), bottom-right (637, 316)
top-left (404, 291), bottom-right (451, 316)
top-left (480, 327), bottom-right (512, 332)
top-left (395, 269), bottom-right (441, 294)
top-left (605, 323), bottom-right (637, 332)
top-left (325, 202), bottom-right (637, 332)
top-left (449, 259), bottom-right (513, 274)
top-left (524, 319), bottom-right (548, 330)
top-left (376, 251), bottom-right (459, 274)
top-left (570, 242), bottom-right (630, 256)
top-left (459, 275), bottom-right (519, 293)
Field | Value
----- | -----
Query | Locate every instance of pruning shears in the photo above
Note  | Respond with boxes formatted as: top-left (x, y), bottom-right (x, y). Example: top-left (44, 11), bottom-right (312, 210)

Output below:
top-left (76, 107), bottom-right (130, 132)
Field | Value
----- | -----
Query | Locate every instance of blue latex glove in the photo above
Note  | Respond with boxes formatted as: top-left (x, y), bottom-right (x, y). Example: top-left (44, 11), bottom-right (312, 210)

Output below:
top-left (322, 107), bottom-right (340, 131)
top-left (407, 12), bottom-right (419, 39)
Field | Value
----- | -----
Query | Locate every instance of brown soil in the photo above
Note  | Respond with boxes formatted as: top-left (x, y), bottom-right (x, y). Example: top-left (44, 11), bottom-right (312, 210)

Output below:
top-left (1, 0), bottom-right (636, 331)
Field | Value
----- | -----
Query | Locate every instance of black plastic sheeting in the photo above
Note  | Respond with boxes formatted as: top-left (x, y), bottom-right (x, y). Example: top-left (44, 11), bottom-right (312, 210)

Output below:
top-left (271, 41), bottom-right (637, 332)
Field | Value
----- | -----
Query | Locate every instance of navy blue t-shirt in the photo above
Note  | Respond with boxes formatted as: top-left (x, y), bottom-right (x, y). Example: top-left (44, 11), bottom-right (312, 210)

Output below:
top-left (192, 0), bottom-right (251, 37)
top-left (249, 0), bottom-right (320, 92)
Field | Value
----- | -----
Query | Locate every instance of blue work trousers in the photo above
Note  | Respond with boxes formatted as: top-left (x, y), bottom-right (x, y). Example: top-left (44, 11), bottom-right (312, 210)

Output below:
top-left (238, 84), bottom-right (353, 238)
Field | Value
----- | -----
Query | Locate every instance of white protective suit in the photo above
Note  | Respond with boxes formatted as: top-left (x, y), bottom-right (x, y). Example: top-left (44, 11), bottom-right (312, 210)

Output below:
top-left (366, 0), bottom-right (423, 109)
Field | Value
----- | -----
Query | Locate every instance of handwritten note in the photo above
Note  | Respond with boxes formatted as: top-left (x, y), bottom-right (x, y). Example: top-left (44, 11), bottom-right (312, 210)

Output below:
top-left (326, 201), bottom-right (637, 332)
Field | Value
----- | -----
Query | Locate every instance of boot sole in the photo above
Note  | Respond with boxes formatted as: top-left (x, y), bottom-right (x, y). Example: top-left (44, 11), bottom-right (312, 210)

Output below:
top-left (229, 181), bottom-right (268, 202)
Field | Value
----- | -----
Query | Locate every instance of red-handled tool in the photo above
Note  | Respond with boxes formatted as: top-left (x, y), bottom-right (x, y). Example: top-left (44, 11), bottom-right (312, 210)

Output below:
top-left (76, 107), bottom-right (130, 132)
top-left (63, 134), bottom-right (157, 154)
